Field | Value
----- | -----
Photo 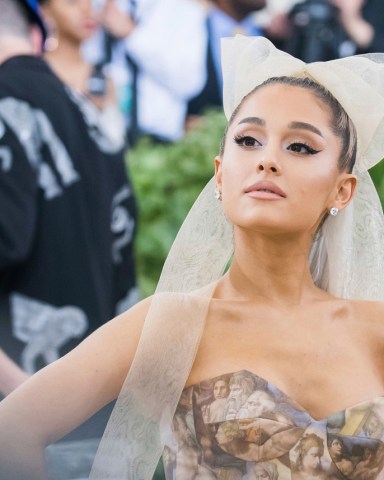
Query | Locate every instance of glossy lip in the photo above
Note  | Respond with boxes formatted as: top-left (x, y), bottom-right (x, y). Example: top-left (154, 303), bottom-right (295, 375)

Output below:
top-left (244, 180), bottom-right (287, 199)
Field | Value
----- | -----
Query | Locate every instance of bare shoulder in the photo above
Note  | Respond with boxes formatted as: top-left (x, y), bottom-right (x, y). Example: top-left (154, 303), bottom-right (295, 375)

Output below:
top-left (349, 298), bottom-right (384, 334)
top-left (351, 298), bottom-right (384, 316)
top-left (74, 296), bottom-right (153, 376)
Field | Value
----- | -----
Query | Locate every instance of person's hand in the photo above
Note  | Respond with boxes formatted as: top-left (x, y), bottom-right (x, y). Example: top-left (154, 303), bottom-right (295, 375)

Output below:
top-left (101, 0), bottom-right (136, 39)
top-left (329, 0), bottom-right (365, 19)
top-left (329, 0), bottom-right (373, 49)
top-left (265, 13), bottom-right (292, 41)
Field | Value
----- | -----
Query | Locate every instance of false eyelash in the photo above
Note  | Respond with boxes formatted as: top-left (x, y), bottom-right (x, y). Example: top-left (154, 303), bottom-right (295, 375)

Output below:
top-left (289, 142), bottom-right (321, 154)
top-left (233, 135), bottom-right (258, 146)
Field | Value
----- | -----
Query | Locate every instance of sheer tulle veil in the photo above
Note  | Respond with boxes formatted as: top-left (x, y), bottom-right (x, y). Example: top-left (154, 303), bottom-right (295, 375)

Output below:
top-left (89, 36), bottom-right (384, 478)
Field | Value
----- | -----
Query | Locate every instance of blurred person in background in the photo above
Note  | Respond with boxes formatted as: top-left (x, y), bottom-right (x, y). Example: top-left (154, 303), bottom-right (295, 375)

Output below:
top-left (329, 0), bottom-right (384, 54)
top-left (39, 0), bottom-right (127, 148)
top-left (283, 0), bottom-right (350, 62)
top-left (0, 0), bottom-right (137, 476)
top-left (186, 0), bottom-right (266, 122)
top-left (83, 0), bottom-right (207, 144)
top-left (253, 0), bottom-right (301, 49)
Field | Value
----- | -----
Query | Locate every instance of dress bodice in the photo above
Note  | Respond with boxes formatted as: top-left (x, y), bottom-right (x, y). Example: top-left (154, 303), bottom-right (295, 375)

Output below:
top-left (164, 370), bottom-right (384, 479)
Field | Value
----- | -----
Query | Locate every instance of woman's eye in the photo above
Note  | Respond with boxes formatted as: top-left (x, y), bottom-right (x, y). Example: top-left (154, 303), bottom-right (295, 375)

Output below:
top-left (234, 136), bottom-right (260, 147)
top-left (288, 143), bottom-right (320, 155)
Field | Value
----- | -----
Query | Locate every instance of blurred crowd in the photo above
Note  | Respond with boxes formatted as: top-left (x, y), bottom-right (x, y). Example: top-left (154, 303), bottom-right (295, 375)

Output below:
top-left (47, 0), bottom-right (384, 145)
top-left (0, 0), bottom-right (383, 478)
top-left (24, 0), bottom-right (384, 148)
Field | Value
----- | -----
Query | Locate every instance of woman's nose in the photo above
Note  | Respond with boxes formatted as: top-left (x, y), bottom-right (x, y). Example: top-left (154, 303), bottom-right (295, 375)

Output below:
top-left (256, 145), bottom-right (282, 174)
top-left (256, 159), bottom-right (281, 175)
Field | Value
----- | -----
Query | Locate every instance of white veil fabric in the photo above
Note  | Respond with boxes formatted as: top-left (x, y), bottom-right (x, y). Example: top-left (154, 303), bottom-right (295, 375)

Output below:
top-left (89, 36), bottom-right (384, 479)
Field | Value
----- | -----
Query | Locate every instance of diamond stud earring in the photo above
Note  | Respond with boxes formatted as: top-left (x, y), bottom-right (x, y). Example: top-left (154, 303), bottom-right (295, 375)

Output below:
top-left (214, 188), bottom-right (222, 201)
top-left (329, 207), bottom-right (339, 216)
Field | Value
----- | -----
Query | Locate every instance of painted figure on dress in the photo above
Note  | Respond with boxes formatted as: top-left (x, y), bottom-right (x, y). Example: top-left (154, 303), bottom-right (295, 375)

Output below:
top-left (203, 375), bottom-right (231, 423)
top-left (292, 433), bottom-right (327, 480)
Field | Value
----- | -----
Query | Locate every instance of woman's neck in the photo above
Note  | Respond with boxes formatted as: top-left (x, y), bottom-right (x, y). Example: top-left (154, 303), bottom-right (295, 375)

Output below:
top-left (222, 229), bottom-right (325, 306)
top-left (45, 36), bottom-right (82, 65)
top-left (44, 38), bottom-right (88, 91)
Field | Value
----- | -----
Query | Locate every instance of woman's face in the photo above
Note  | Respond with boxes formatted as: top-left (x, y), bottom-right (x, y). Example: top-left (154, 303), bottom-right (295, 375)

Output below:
top-left (330, 438), bottom-right (343, 457)
top-left (43, 0), bottom-right (98, 42)
top-left (253, 465), bottom-right (271, 479)
top-left (302, 446), bottom-right (321, 472)
top-left (213, 380), bottom-right (229, 399)
top-left (366, 414), bottom-right (380, 434)
top-left (216, 83), bottom-right (354, 238)
top-left (244, 391), bottom-right (275, 416)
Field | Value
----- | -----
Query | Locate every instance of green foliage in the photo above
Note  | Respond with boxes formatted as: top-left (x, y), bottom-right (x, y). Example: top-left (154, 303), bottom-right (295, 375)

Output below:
top-left (127, 109), bottom-right (227, 297)
top-left (370, 160), bottom-right (384, 208)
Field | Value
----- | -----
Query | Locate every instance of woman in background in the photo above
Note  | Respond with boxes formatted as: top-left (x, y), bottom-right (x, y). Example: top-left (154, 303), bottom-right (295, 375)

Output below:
top-left (39, 0), bottom-right (126, 146)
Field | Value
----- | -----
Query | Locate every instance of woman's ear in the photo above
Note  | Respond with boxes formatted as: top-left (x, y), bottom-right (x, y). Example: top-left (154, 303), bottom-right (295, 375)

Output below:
top-left (333, 174), bottom-right (357, 211)
top-left (30, 25), bottom-right (43, 55)
top-left (215, 156), bottom-right (222, 189)
top-left (39, 7), bottom-right (58, 52)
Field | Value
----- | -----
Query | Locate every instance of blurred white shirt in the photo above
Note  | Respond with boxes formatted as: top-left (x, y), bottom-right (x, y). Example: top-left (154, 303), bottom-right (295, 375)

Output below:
top-left (83, 0), bottom-right (207, 141)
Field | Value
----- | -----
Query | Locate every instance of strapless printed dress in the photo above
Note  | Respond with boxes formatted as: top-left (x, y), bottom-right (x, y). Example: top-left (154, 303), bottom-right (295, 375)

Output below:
top-left (163, 371), bottom-right (384, 479)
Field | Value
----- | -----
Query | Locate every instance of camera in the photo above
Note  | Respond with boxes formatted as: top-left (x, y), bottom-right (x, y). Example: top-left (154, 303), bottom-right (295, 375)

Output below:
top-left (284, 0), bottom-right (346, 62)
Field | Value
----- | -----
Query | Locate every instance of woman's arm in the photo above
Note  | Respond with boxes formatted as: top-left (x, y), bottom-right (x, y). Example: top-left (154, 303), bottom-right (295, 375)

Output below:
top-left (0, 349), bottom-right (29, 396)
top-left (0, 297), bottom-right (150, 480)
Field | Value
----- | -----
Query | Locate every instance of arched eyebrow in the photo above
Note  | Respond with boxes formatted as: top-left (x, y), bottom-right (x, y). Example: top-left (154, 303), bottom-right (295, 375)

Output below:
top-left (237, 118), bottom-right (323, 138)
top-left (288, 121), bottom-right (323, 137)
top-left (237, 117), bottom-right (265, 126)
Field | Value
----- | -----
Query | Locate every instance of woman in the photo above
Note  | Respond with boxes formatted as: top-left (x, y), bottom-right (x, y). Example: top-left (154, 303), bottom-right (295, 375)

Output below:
top-left (0, 36), bottom-right (384, 479)
top-left (327, 437), bottom-right (354, 477)
top-left (202, 375), bottom-right (230, 423)
top-left (248, 461), bottom-right (279, 480)
top-left (39, 0), bottom-right (126, 147)
top-left (293, 433), bottom-right (326, 479)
